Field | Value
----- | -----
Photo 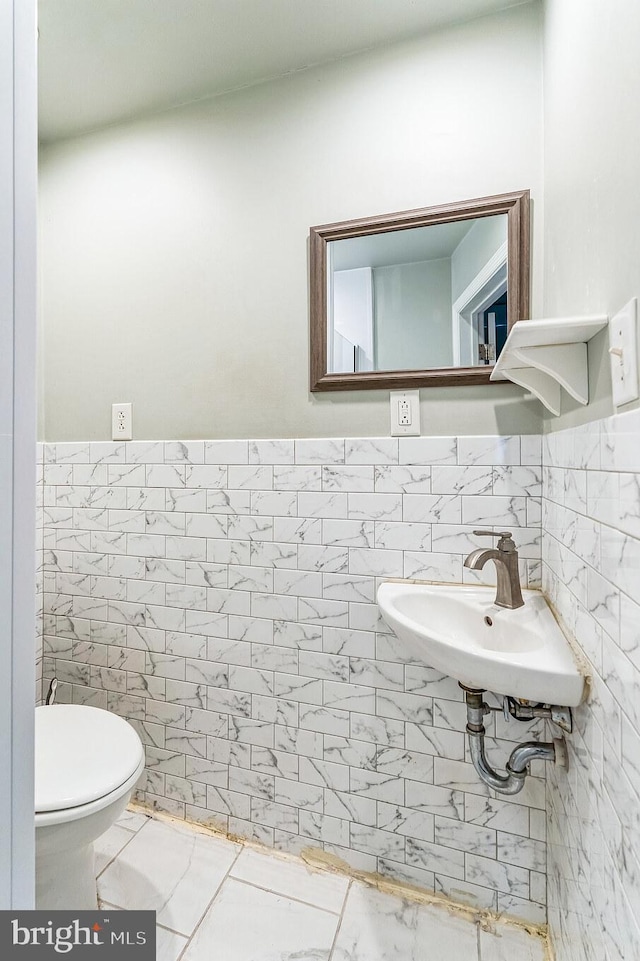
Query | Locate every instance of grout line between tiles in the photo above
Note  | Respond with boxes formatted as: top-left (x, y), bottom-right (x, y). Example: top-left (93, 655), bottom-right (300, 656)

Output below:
top-left (95, 824), bottom-right (142, 880)
top-left (227, 874), bottom-right (346, 916)
top-left (172, 834), bottom-right (245, 960)
top-left (99, 899), bottom-right (121, 910)
top-left (544, 524), bottom-right (639, 607)
top-left (155, 921), bottom-right (190, 940)
top-left (476, 920), bottom-right (482, 961)
top-left (126, 813), bottom-right (151, 833)
top-left (174, 929), bottom-right (191, 961)
top-left (327, 879), bottom-right (352, 961)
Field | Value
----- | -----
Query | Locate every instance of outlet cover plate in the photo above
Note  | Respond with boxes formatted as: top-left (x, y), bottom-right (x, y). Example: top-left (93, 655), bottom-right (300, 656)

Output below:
top-left (609, 299), bottom-right (639, 407)
top-left (112, 402), bottom-right (133, 441)
top-left (390, 390), bottom-right (420, 436)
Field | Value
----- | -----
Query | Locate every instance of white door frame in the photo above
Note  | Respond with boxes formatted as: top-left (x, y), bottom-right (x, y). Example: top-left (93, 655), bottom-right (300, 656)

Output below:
top-left (0, 0), bottom-right (37, 908)
top-left (451, 242), bottom-right (507, 366)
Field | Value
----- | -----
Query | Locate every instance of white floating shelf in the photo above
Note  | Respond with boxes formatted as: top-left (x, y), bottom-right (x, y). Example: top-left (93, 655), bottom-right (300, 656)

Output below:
top-left (490, 316), bottom-right (609, 415)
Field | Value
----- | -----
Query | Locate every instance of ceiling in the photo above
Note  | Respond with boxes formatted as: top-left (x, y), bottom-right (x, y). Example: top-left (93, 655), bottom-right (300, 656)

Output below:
top-left (38, 0), bottom-right (524, 143)
top-left (332, 220), bottom-right (481, 271)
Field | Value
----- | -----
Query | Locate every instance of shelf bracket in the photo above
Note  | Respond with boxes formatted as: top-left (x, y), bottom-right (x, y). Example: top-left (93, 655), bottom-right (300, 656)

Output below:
top-left (511, 343), bottom-right (589, 405)
top-left (498, 365), bottom-right (563, 416)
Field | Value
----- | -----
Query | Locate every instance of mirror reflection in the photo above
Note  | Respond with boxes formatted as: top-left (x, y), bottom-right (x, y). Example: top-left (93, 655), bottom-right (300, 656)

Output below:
top-left (328, 213), bottom-right (508, 374)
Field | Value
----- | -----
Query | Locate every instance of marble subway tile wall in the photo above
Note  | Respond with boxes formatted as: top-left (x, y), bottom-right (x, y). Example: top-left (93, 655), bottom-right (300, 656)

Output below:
top-left (543, 410), bottom-right (640, 961)
top-left (40, 434), bottom-right (546, 922)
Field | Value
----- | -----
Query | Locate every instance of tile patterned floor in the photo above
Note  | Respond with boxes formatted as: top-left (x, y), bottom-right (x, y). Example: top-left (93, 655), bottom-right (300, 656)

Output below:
top-left (96, 810), bottom-right (548, 961)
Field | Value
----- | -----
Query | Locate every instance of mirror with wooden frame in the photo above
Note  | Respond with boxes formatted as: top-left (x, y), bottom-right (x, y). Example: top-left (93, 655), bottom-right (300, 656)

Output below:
top-left (309, 190), bottom-right (529, 391)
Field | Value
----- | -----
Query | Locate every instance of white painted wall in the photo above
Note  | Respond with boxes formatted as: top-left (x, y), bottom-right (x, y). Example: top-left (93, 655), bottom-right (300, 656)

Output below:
top-left (0, 0), bottom-right (37, 908)
top-left (39, 3), bottom-right (543, 441)
top-left (542, 0), bottom-right (640, 430)
top-left (450, 215), bottom-right (507, 304)
top-left (374, 259), bottom-right (453, 370)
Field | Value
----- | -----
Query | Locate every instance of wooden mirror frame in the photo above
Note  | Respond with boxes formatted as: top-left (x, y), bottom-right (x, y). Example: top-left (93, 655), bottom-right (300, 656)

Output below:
top-left (309, 189), bottom-right (530, 391)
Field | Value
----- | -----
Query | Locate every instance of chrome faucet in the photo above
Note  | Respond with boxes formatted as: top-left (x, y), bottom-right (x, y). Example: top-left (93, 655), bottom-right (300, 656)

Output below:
top-left (464, 531), bottom-right (524, 610)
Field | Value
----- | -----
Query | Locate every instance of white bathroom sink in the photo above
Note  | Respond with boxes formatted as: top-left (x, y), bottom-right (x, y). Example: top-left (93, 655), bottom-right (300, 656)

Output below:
top-left (377, 582), bottom-right (586, 706)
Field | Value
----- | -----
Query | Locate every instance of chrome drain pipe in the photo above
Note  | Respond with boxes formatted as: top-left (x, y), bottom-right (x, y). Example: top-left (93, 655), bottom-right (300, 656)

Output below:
top-left (45, 677), bottom-right (58, 705)
top-left (463, 686), bottom-right (560, 795)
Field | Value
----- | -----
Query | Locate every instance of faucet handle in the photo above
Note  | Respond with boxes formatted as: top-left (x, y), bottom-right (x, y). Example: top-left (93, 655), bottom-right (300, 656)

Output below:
top-left (472, 530), bottom-right (517, 552)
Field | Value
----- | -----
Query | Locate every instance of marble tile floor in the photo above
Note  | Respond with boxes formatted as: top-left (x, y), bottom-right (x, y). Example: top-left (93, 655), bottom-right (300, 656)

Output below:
top-left (96, 809), bottom-right (548, 961)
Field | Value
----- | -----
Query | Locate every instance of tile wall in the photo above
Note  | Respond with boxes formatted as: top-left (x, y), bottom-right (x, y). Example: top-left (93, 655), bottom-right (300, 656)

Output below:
top-left (543, 410), bottom-right (640, 961)
top-left (39, 434), bottom-right (546, 922)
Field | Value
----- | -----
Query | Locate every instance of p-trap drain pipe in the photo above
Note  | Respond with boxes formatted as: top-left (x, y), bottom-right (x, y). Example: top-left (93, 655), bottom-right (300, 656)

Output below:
top-left (462, 685), bottom-right (569, 795)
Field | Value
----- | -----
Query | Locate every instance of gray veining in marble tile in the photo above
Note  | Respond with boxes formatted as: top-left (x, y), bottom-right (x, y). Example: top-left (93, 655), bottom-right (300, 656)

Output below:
top-left (181, 878), bottom-right (338, 961)
top-left (333, 882), bottom-right (478, 961)
top-left (98, 819), bottom-right (240, 934)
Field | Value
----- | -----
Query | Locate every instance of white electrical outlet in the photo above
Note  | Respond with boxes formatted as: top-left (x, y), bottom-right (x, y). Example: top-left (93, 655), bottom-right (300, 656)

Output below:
top-left (609, 299), bottom-right (639, 407)
top-left (112, 403), bottom-right (133, 440)
top-left (390, 390), bottom-right (420, 436)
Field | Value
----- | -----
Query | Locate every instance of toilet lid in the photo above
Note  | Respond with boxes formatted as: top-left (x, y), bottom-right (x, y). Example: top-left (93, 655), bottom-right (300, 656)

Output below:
top-left (35, 705), bottom-right (145, 813)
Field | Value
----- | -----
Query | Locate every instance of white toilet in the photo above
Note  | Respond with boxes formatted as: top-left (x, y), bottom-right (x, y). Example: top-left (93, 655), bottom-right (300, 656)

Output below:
top-left (35, 704), bottom-right (145, 909)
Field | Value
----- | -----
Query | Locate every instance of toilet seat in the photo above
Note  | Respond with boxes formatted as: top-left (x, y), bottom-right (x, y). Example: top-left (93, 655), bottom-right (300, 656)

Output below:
top-left (35, 704), bottom-right (145, 815)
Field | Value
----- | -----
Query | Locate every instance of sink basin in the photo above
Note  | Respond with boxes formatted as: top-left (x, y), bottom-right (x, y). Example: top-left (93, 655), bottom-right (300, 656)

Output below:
top-left (377, 582), bottom-right (585, 706)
